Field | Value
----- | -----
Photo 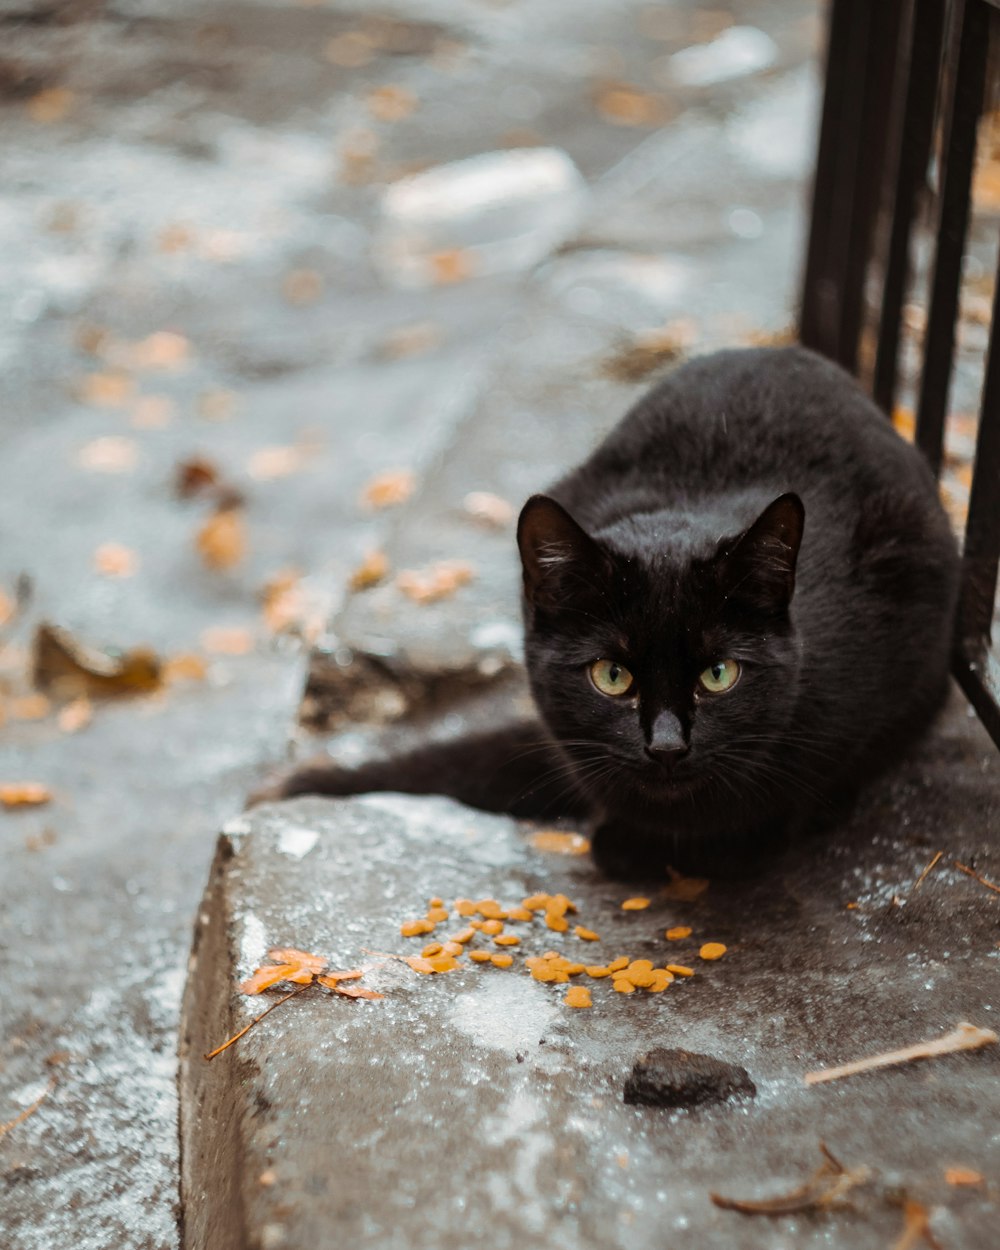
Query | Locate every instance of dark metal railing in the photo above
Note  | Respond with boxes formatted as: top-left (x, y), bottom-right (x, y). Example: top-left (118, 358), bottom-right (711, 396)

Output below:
top-left (801, 0), bottom-right (1000, 749)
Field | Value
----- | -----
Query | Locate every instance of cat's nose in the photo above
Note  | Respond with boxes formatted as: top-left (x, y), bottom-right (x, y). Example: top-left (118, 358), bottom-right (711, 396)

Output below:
top-left (645, 709), bottom-right (689, 766)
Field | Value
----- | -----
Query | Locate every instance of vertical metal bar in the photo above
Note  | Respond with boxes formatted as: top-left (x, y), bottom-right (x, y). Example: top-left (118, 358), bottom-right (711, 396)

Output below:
top-left (873, 0), bottom-right (947, 414)
top-left (914, 0), bottom-right (991, 474)
top-left (958, 234), bottom-right (1000, 647)
top-left (800, 0), bottom-right (872, 363)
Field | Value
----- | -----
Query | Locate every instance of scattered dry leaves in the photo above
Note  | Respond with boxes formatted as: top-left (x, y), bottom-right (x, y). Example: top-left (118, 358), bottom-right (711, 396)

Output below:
top-left (396, 559), bottom-right (475, 604)
top-left (360, 469), bottom-right (416, 510)
top-left (196, 507), bottom-right (246, 571)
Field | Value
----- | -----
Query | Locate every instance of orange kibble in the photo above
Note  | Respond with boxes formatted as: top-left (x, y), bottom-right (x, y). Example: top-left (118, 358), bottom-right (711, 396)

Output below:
top-left (545, 914), bottom-right (569, 933)
top-left (531, 966), bottom-right (558, 982)
top-left (586, 965), bottom-right (611, 978)
top-left (627, 969), bottom-right (656, 988)
top-left (455, 899), bottom-right (477, 916)
top-left (490, 954), bottom-right (514, 968)
top-left (574, 926), bottom-right (600, 941)
top-left (494, 934), bottom-right (520, 947)
top-left (627, 959), bottom-right (654, 973)
top-left (450, 928), bottom-right (476, 945)
top-left (522, 893), bottom-right (550, 911)
top-left (426, 907), bottom-right (450, 924)
top-left (480, 919), bottom-right (504, 936)
top-left (665, 926), bottom-right (692, 940)
top-left (477, 899), bottom-right (506, 919)
top-left (550, 970), bottom-right (570, 983)
top-left (546, 893), bottom-right (575, 916)
top-left (421, 942), bottom-right (443, 957)
top-left (565, 962), bottom-right (586, 976)
top-left (401, 919), bottom-right (434, 937)
top-left (666, 963), bottom-right (694, 977)
top-left (565, 985), bottom-right (592, 1008)
top-left (441, 941), bottom-right (464, 956)
top-left (649, 971), bottom-right (673, 992)
top-left (404, 956), bottom-right (435, 974)
top-left (612, 978), bottom-right (636, 993)
top-left (621, 897), bottom-right (651, 911)
top-left (428, 956), bottom-right (459, 973)
top-left (506, 906), bottom-right (533, 922)
top-left (699, 942), bottom-right (727, 961)
top-left (469, 950), bottom-right (492, 963)
top-left (428, 896), bottom-right (444, 908)
top-left (607, 956), bottom-right (630, 973)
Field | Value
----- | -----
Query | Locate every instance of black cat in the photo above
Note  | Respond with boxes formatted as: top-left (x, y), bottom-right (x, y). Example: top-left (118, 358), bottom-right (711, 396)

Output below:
top-left (265, 346), bottom-right (959, 877)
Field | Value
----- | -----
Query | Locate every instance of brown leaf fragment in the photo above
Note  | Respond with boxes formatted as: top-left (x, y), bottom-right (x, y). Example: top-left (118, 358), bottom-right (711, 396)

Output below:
top-left (175, 456), bottom-right (220, 498)
top-left (196, 506), bottom-right (246, 571)
top-left (316, 969), bottom-right (364, 988)
top-left (710, 1143), bottom-right (872, 1216)
top-left (239, 963), bottom-right (307, 995)
top-left (954, 860), bottom-right (1000, 896)
top-left (0, 1076), bottom-right (56, 1141)
top-left (912, 850), bottom-right (943, 893)
top-left (32, 623), bottom-right (162, 699)
top-left (804, 1021), bottom-right (998, 1085)
top-left (266, 948), bottom-right (328, 975)
top-left (601, 327), bottom-right (690, 382)
top-left (0, 783), bottom-right (52, 808)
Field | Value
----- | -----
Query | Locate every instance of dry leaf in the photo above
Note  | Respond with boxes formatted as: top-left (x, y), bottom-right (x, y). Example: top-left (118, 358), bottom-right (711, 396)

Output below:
top-left (463, 492), bottom-right (513, 527)
top-left (428, 248), bottom-right (476, 284)
top-left (247, 446), bottom-right (302, 480)
top-left (348, 550), bottom-right (389, 592)
top-left (57, 698), bottom-right (93, 734)
top-left (0, 783), bottom-right (52, 808)
top-left (530, 830), bottom-right (591, 855)
top-left (77, 373), bottom-right (135, 409)
top-left (396, 559), bottom-right (475, 604)
top-left (367, 85), bottom-right (418, 121)
top-left (77, 436), bottom-right (138, 472)
top-left (162, 653), bottom-right (209, 683)
top-left (331, 983), bottom-right (384, 1000)
top-left (93, 543), bottom-right (139, 578)
top-left (32, 622), bottom-right (162, 699)
top-left (281, 269), bottom-right (324, 306)
top-left (595, 83), bottom-right (667, 127)
top-left (175, 456), bottom-right (221, 499)
top-left (130, 395), bottom-right (175, 429)
top-left (198, 390), bottom-right (238, 421)
top-left (361, 469), bottom-right (416, 510)
top-left (200, 626), bottom-right (254, 656)
top-left (9, 693), bottom-right (51, 721)
top-left (196, 507), bottom-right (246, 571)
top-left (27, 88), bottom-right (74, 124)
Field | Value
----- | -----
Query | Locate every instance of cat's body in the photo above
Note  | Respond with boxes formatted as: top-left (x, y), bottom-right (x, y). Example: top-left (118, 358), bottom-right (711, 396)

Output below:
top-left (267, 347), bottom-right (960, 876)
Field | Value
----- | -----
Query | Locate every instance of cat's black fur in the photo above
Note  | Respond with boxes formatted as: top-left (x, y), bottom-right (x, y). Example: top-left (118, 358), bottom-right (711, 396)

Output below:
top-left (266, 347), bottom-right (959, 877)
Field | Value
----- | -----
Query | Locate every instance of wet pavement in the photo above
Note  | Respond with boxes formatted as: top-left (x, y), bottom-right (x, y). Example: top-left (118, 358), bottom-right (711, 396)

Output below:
top-left (2, 1), bottom-right (998, 1247)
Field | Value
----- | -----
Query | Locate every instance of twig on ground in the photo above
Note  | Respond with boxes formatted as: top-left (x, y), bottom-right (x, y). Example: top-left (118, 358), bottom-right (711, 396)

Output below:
top-left (953, 860), bottom-right (1000, 897)
top-left (892, 1198), bottom-right (943, 1250)
top-left (710, 1141), bottom-right (872, 1215)
top-left (804, 1022), bottom-right (998, 1086)
top-left (204, 982), bottom-right (311, 1061)
top-left (0, 1075), bottom-right (56, 1141)
top-left (912, 850), bottom-right (943, 893)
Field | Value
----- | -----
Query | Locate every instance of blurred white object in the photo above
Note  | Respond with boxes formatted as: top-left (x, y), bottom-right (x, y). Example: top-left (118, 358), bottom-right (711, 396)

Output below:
top-left (670, 26), bottom-right (779, 88)
top-left (374, 148), bottom-right (588, 287)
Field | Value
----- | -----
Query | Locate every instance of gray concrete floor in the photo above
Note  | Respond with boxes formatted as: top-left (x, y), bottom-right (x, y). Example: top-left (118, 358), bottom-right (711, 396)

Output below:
top-left (2, 1), bottom-right (996, 1247)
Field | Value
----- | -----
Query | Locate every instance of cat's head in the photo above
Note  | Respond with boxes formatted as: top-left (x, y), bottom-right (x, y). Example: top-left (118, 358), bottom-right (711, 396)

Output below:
top-left (516, 492), bottom-right (805, 815)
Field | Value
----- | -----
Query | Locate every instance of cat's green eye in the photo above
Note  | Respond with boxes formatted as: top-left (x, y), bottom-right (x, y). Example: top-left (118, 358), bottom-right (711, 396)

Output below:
top-left (698, 659), bottom-right (741, 695)
top-left (590, 659), bottom-right (635, 698)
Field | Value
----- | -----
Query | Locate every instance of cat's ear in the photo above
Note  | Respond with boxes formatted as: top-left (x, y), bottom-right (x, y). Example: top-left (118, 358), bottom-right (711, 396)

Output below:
top-left (517, 495), bottom-right (609, 613)
top-left (717, 492), bottom-right (804, 615)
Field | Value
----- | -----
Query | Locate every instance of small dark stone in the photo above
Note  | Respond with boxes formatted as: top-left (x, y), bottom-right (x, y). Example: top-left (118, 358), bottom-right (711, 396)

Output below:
top-left (623, 1047), bottom-right (756, 1109)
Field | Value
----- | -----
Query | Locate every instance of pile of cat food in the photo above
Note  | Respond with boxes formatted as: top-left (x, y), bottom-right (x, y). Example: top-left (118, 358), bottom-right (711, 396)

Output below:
top-left (395, 891), bottom-right (727, 1009)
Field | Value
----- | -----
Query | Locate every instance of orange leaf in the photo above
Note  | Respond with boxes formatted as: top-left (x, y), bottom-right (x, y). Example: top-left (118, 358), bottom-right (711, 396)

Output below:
top-left (0, 783), bottom-right (52, 808)
top-left (238, 963), bottom-right (302, 995)
top-left (267, 948), bottom-right (327, 974)
top-left (334, 983), bottom-right (384, 1000)
top-left (316, 968), bottom-right (363, 986)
